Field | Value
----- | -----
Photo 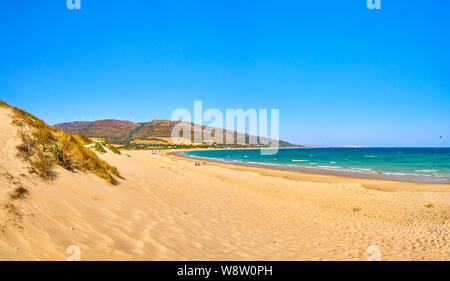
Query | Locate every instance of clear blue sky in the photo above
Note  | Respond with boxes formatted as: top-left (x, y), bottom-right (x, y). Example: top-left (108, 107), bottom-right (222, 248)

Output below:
top-left (1, 0), bottom-right (449, 146)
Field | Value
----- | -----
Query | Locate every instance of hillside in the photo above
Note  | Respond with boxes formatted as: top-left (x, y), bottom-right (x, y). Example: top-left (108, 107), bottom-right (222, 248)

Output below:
top-left (55, 119), bottom-right (294, 147)
top-left (55, 120), bottom-right (140, 140)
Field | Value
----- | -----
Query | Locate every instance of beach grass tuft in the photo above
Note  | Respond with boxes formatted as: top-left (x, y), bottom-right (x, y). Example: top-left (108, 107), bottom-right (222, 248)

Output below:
top-left (58, 132), bottom-right (120, 184)
top-left (9, 186), bottom-right (29, 200)
top-left (4, 203), bottom-right (22, 220)
top-left (107, 144), bottom-right (121, 155)
top-left (6, 102), bottom-right (120, 184)
top-left (73, 134), bottom-right (92, 145)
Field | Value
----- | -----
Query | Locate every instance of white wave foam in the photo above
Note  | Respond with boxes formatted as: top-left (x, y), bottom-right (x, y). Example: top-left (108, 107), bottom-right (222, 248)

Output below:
top-left (318, 165), bottom-right (342, 169)
top-left (350, 167), bottom-right (372, 171)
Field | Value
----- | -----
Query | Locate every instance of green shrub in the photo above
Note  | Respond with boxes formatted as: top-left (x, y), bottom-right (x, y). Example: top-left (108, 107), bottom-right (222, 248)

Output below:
top-left (94, 142), bottom-right (106, 153)
top-left (51, 144), bottom-right (72, 170)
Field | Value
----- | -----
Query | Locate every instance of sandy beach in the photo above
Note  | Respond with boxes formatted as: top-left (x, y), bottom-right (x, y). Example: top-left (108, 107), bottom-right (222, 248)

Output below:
top-left (1, 105), bottom-right (449, 261)
top-left (3, 0), bottom-right (450, 265)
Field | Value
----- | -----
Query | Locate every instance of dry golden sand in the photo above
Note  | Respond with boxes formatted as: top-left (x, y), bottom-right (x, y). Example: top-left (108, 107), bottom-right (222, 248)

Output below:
top-left (0, 107), bottom-right (449, 260)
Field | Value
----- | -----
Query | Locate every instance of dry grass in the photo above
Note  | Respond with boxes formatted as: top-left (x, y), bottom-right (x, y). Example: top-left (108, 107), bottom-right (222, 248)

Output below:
top-left (92, 138), bottom-right (106, 146)
top-left (107, 144), bottom-right (121, 155)
top-left (3, 101), bottom-right (120, 184)
top-left (4, 203), bottom-right (22, 221)
top-left (1, 202), bottom-right (24, 232)
top-left (58, 131), bottom-right (120, 184)
top-left (73, 134), bottom-right (92, 145)
top-left (9, 186), bottom-right (29, 200)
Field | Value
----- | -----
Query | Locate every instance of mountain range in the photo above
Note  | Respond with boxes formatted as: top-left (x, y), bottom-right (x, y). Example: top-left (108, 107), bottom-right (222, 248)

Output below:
top-left (55, 119), bottom-right (294, 147)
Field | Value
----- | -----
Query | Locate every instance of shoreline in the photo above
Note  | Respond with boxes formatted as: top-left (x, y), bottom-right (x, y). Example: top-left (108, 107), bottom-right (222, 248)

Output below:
top-left (172, 150), bottom-right (450, 192)
top-left (173, 148), bottom-right (450, 184)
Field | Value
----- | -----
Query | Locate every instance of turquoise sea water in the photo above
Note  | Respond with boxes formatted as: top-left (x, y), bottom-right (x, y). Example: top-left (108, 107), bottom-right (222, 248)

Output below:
top-left (182, 148), bottom-right (450, 183)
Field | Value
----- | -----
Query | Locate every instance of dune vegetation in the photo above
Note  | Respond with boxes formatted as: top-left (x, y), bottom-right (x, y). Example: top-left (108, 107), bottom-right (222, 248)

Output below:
top-left (73, 134), bottom-right (92, 145)
top-left (107, 144), bottom-right (121, 155)
top-left (93, 141), bottom-right (107, 153)
top-left (2, 101), bottom-right (120, 184)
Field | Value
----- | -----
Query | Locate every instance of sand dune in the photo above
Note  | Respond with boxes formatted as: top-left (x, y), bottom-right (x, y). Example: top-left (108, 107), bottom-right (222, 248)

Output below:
top-left (0, 106), bottom-right (449, 260)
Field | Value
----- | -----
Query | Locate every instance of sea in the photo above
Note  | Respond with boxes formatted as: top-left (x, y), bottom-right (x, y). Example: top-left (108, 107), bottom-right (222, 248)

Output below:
top-left (181, 147), bottom-right (450, 183)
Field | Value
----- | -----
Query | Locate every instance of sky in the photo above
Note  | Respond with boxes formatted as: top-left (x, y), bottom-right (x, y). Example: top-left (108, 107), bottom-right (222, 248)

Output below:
top-left (1, 0), bottom-right (449, 146)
